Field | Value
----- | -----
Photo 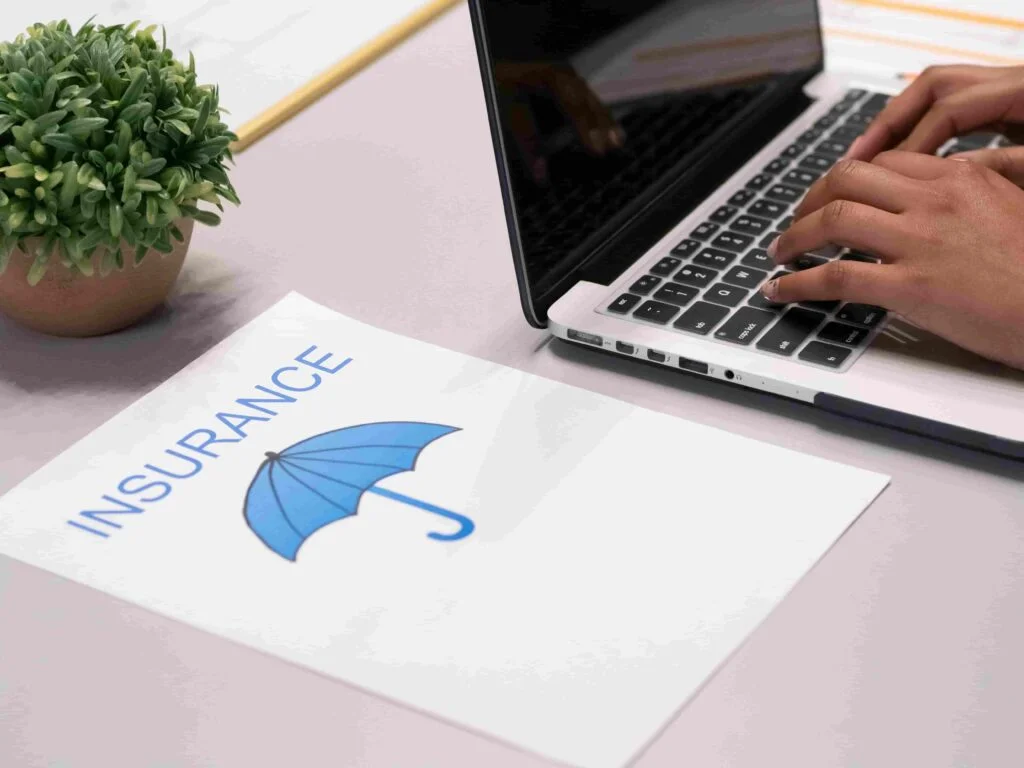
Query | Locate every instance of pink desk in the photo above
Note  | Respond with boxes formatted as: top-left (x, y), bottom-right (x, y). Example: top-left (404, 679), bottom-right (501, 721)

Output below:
top-left (2, 6), bottom-right (1023, 766)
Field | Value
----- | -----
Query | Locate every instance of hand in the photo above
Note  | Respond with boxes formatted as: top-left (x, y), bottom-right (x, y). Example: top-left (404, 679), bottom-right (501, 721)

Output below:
top-left (847, 64), bottom-right (1024, 175)
top-left (762, 152), bottom-right (1024, 370)
top-left (494, 62), bottom-right (625, 183)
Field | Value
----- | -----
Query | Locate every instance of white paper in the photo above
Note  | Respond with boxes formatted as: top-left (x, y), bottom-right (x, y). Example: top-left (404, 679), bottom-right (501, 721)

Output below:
top-left (821, 0), bottom-right (1024, 78)
top-left (0, 293), bottom-right (889, 768)
top-left (1, 1), bottom-right (434, 135)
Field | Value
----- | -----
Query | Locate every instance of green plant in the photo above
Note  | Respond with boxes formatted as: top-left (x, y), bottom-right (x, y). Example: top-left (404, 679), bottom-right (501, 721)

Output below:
top-left (0, 19), bottom-right (239, 285)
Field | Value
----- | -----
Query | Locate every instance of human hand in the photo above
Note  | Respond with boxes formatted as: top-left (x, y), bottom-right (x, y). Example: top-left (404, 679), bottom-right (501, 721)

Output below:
top-left (494, 62), bottom-right (625, 182)
top-left (761, 152), bottom-right (1024, 370)
top-left (847, 64), bottom-right (1024, 165)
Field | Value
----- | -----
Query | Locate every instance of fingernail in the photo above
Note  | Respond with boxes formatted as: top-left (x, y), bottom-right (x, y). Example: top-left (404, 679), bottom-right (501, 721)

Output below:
top-left (843, 137), bottom-right (862, 159)
top-left (767, 238), bottom-right (779, 261)
top-left (608, 128), bottom-right (624, 148)
top-left (762, 279), bottom-right (779, 300)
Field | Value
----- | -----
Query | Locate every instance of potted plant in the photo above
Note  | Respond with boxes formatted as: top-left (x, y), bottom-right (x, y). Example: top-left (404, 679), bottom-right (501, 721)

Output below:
top-left (0, 19), bottom-right (238, 337)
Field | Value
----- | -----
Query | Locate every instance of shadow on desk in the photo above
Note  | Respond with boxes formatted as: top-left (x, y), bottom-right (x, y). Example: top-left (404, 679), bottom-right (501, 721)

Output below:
top-left (549, 339), bottom-right (1024, 481)
top-left (0, 256), bottom-right (244, 395)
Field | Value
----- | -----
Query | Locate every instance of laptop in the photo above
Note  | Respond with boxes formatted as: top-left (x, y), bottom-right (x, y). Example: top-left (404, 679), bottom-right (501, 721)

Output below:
top-left (467, 0), bottom-right (1024, 459)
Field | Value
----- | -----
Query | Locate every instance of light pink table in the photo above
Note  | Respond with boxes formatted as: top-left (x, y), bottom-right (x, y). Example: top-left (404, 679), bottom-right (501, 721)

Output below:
top-left (2, 6), bottom-right (1023, 767)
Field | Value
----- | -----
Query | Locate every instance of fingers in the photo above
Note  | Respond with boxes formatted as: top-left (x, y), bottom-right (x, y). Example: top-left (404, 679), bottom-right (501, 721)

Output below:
top-left (896, 75), bottom-right (1024, 155)
top-left (870, 149), bottom-right (956, 180)
top-left (772, 200), bottom-right (911, 264)
top-left (848, 65), bottom-right (995, 161)
top-left (956, 146), bottom-right (1024, 186)
top-left (762, 260), bottom-right (904, 308)
top-left (505, 99), bottom-right (548, 183)
top-left (795, 159), bottom-right (921, 218)
top-left (551, 69), bottom-right (623, 155)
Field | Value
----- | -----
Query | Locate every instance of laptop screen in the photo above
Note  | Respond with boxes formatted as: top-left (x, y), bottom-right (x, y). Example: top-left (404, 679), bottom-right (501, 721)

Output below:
top-left (471, 0), bottom-right (824, 323)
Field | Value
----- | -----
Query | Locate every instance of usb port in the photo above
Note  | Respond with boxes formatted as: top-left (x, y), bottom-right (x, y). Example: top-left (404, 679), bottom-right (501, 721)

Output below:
top-left (647, 349), bottom-right (667, 363)
top-left (678, 357), bottom-right (709, 375)
top-left (616, 341), bottom-right (635, 355)
top-left (567, 329), bottom-right (603, 347)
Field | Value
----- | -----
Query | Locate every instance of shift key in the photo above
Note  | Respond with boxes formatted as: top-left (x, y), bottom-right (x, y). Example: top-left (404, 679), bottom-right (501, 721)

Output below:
top-left (756, 307), bottom-right (826, 356)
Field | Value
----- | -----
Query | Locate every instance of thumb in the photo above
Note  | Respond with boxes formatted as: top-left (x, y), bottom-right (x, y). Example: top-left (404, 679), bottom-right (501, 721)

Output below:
top-left (955, 146), bottom-right (1024, 187)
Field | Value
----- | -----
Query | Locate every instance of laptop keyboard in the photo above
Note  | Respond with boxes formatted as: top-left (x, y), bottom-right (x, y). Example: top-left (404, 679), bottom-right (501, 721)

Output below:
top-left (600, 88), bottom-right (894, 371)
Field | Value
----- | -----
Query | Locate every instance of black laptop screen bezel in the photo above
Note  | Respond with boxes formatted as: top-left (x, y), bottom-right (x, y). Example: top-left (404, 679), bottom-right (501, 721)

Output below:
top-left (467, 0), bottom-right (826, 328)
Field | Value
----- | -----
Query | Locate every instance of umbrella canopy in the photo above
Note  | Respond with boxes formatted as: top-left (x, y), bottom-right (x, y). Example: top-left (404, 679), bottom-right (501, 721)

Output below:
top-left (244, 421), bottom-right (473, 560)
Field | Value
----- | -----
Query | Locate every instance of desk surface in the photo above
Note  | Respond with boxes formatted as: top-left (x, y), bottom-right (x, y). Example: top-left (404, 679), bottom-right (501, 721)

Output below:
top-left (2, 6), bottom-right (1023, 767)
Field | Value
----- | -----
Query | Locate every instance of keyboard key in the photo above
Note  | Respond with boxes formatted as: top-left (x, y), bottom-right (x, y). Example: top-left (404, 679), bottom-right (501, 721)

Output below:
top-left (673, 301), bottom-right (730, 335)
top-left (789, 254), bottom-right (827, 271)
top-left (710, 205), bottom-right (737, 224)
top-left (815, 139), bottom-right (850, 157)
top-left (841, 250), bottom-right (876, 263)
top-left (845, 111), bottom-right (874, 127)
top-left (782, 168), bottom-right (821, 187)
top-left (814, 114), bottom-right (838, 130)
top-left (741, 248), bottom-right (774, 269)
top-left (749, 199), bottom-right (788, 220)
top-left (715, 307), bottom-right (777, 345)
top-left (858, 93), bottom-right (890, 115)
top-left (799, 128), bottom-right (823, 144)
top-left (764, 158), bottom-right (790, 174)
top-left (672, 238), bottom-right (702, 257)
top-left (781, 143), bottom-right (805, 159)
top-left (778, 215), bottom-right (794, 230)
top-left (808, 244), bottom-right (841, 259)
top-left (830, 125), bottom-right (864, 142)
top-left (799, 340), bottom-right (852, 368)
top-left (693, 247), bottom-right (736, 269)
top-left (837, 303), bottom-right (886, 327)
top-left (608, 294), bottom-right (641, 314)
top-left (764, 184), bottom-right (803, 204)
top-left (800, 299), bottom-right (840, 312)
top-left (799, 154), bottom-right (834, 172)
top-left (710, 231), bottom-right (754, 252)
top-left (757, 308), bottom-right (826, 356)
top-left (842, 88), bottom-right (867, 102)
top-left (818, 321), bottom-right (869, 346)
top-left (653, 282), bottom-right (699, 307)
top-left (630, 274), bottom-right (661, 294)
top-left (704, 282), bottom-right (747, 308)
top-left (633, 300), bottom-right (679, 325)
top-left (728, 188), bottom-right (756, 206)
top-left (691, 222), bottom-right (719, 241)
top-left (723, 265), bottom-right (768, 289)
top-left (674, 264), bottom-right (718, 288)
top-left (747, 173), bottom-right (773, 190)
top-left (650, 256), bottom-right (682, 276)
top-left (760, 231), bottom-right (781, 249)
top-left (828, 101), bottom-right (856, 118)
top-left (730, 215), bottom-right (772, 236)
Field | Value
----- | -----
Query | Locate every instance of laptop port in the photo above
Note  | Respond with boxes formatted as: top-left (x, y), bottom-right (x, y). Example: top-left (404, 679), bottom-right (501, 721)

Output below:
top-left (647, 349), bottom-right (667, 363)
top-left (678, 357), bottom-right (709, 375)
top-left (567, 329), bottom-right (603, 347)
top-left (615, 341), bottom-right (635, 355)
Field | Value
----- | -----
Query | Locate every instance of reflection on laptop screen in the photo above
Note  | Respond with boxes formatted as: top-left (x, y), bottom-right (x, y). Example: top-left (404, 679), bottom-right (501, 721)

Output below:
top-left (475, 0), bottom-right (823, 305)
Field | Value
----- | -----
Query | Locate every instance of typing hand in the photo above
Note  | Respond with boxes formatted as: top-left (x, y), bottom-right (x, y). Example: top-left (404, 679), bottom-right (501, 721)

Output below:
top-left (761, 152), bottom-right (1024, 370)
top-left (846, 64), bottom-right (1024, 176)
top-left (494, 62), bottom-right (625, 183)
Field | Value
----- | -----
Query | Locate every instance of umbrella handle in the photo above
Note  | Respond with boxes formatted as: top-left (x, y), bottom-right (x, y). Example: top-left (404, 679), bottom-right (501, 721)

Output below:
top-left (367, 486), bottom-right (475, 541)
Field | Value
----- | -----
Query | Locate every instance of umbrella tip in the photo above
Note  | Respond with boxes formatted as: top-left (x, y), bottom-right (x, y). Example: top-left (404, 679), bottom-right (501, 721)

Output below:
top-left (265, 451), bottom-right (280, 460)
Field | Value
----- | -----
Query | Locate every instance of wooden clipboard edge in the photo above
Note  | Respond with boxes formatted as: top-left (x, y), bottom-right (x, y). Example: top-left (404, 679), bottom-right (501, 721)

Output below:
top-left (231, 0), bottom-right (463, 153)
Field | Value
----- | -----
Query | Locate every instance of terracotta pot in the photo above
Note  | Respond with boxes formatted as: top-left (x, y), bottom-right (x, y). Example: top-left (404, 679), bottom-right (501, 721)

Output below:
top-left (0, 218), bottom-right (194, 337)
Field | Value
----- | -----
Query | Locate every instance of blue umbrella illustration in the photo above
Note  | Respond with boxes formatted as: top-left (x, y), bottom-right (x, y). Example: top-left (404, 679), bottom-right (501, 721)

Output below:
top-left (244, 421), bottom-right (474, 561)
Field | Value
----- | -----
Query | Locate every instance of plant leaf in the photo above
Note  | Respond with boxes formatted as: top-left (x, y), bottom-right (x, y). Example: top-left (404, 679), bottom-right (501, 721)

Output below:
top-left (62, 116), bottom-right (108, 136)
